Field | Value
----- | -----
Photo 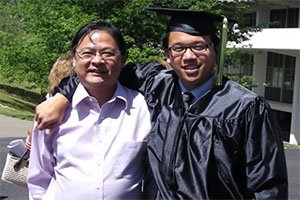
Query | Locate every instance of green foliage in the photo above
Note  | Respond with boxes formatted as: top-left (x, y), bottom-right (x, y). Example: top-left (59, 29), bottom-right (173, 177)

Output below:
top-left (227, 74), bottom-right (260, 90)
top-left (0, 0), bottom-right (256, 92)
top-left (0, 0), bottom-right (97, 92)
top-left (128, 44), bottom-right (164, 64)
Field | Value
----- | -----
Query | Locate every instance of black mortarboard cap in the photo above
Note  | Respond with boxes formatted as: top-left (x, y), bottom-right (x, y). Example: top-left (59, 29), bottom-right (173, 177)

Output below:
top-left (145, 7), bottom-right (233, 36)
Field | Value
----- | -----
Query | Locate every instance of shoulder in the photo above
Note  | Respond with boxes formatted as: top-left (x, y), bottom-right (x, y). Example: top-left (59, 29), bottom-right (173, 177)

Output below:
top-left (220, 80), bottom-right (263, 103)
top-left (207, 80), bottom-right (270, 118)
top-left (118, 83), bottom-right (148, 107)
top-left (137, 61), bottom-right (174, 80)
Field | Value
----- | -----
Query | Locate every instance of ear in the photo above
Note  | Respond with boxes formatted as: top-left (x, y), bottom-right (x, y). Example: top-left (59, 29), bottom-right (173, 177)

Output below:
top-left (164, 50), bottom-right (171, 63)
top-left (120, 55), bottom-right (127, 68)
top-left (72, 57), bottom-right (76, 70)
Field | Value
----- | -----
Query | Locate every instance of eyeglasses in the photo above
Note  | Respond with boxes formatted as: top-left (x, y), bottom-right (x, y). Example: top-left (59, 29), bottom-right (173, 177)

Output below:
top-left (168, 42), bottom-right (213, 57)
top-left (76, 49), bottom-right (120, 61)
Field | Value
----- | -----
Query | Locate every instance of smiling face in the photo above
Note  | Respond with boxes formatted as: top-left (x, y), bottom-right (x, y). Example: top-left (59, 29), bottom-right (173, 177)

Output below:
top-left (73, 30), bottom-right (125, 93)
top-left (166, 31), bottom-right (216, 91)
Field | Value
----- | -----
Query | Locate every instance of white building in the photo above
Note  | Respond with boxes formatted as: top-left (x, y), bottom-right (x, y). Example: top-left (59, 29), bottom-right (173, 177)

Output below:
top-left (228, 0), bottom-right (300, 144)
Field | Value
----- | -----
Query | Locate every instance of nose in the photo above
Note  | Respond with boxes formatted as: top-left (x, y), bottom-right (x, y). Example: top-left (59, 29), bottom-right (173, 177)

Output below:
top-left (91, 52), bottom-right (105, 63)
top-left (182, 47), bottom-right (197, 59)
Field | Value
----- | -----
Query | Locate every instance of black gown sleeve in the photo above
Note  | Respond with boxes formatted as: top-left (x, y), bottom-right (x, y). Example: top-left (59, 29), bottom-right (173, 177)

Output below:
top-left (52, 73), bottom-right (79, 102)
top-left (244, 97), bottom-right (288, 199)
top-left (118, 61), bottom-right (165, 95)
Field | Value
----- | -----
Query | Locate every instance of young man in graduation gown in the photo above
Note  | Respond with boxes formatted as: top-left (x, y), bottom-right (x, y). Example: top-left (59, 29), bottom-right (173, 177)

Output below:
top-left (35, 8), bottom-right (288, 199)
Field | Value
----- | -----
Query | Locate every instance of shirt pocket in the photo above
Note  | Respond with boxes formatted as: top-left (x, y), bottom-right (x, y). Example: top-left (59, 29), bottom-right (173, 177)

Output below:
top-left (113, 141), bottom-right (148, 179)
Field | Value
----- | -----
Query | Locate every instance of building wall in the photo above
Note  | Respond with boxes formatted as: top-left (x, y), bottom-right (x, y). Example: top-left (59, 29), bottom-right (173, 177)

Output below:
top-left (252, 51), bottom-right (267, 96)
top-left (232, 1), bottom-right (300, 144)
top-left (251, 51), bottom-right (299, 144)
top-left (290, 58), bottom-right (300, 144)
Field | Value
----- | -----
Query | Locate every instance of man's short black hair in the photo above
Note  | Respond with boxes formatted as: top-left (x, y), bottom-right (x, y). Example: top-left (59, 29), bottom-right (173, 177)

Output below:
top-left (71, 20), bottom-right (127, 56)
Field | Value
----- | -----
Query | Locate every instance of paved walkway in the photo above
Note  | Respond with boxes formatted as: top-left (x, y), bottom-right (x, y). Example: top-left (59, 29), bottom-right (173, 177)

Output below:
top-left (0, 115), bottom-right (31, 199)
top-left (0, 115), bottom-right (32, 138)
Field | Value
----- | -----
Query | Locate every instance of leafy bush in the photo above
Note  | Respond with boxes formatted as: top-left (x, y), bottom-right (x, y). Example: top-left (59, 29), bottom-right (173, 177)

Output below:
top-left (0, 0), bottom-right (256, 92)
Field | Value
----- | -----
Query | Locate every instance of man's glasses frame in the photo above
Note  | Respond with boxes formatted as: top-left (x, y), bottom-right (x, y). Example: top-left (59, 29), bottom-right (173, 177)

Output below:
top-left (168, 42), bottom-right (213, 57)
top-left (76, 49), bottom-right (120, 61)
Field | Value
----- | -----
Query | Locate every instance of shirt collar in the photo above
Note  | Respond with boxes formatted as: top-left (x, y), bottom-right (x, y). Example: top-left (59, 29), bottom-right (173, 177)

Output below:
top-left (110, 82), bottom-right (128, 109)
top-left (72, 81), bottom-right (128, 109)
top-left (179, 71), bottom-right (215, 100)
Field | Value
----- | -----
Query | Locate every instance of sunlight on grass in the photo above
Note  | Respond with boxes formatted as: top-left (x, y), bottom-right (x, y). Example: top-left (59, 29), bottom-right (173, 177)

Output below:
top-left (0, 106), bottom-right (34, 121)
top-left (284, 142), bottom-right (300, 149)
top-left (0, 82), bottom-right (38, 121)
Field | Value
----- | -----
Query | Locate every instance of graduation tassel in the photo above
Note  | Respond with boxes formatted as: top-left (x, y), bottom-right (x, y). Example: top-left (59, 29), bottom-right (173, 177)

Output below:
top-left (216, 16), bottom-right (228, 86)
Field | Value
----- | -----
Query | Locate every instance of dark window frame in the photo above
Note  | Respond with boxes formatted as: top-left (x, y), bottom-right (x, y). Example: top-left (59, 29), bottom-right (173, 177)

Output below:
top-left (270, 8), bottom-right (299, 28)
top-left (265, 52), bottom-right (295, 103)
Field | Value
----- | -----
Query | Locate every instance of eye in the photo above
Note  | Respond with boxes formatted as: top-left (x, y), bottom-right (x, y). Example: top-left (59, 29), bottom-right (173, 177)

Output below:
top-left (192, 43), bottom-right (207, 51)
top-left (80, 51), bottom-right (95, 58)
top-left (171, 46), bottom-right (185, 52)
top-left (101, 51), bottom-right (115, 57)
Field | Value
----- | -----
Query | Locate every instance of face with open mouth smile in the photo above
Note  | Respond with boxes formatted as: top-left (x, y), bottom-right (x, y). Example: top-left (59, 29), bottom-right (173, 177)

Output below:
top-left (166, 31), bottom-right (216, 91)
top-left (73, 30), bottom-right (125, 92)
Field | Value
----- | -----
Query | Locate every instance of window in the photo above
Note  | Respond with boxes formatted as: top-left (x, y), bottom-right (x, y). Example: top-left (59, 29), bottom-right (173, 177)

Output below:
top-left (244, 12), bottom-right (257, 27)
top-left (265, 52), bottom-right (295, 103)
top-left (225, 53), bottom-right (253, 77)
top-left (270, 8), bottom-right (299, 28)
top-left (240, 54), bottom-right (253, 76)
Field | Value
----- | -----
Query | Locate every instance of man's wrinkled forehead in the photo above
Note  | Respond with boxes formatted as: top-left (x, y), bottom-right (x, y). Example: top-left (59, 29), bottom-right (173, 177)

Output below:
top-left (77, 29), bottom-right (104, 47)
top-left (88, 30), bottom-right (103, 43)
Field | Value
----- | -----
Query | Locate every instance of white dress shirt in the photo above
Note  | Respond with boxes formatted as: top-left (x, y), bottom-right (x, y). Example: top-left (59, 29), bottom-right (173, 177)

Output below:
top-left (28, 82), bottom-right (154, 200)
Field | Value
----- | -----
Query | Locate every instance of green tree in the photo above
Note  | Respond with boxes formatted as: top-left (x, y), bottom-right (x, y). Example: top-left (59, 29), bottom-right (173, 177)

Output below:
top-left (0, 0), bottom-right (259, 92)
top-left (0, 0), bottom-right (96, 92)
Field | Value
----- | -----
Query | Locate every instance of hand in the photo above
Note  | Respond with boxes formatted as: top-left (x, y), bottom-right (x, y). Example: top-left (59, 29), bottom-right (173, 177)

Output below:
top-left (24, 129), bottom-right (32, 150)
top-left (35, 93), bottom-right (69, 134)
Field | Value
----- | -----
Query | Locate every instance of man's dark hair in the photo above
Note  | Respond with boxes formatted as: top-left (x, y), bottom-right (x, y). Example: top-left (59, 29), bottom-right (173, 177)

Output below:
top-left (71, 20), bottom-right (127, 56)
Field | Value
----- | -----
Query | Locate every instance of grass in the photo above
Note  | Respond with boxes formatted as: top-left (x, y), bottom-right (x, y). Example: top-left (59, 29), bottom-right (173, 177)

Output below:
top-left (0, 82), bottom-right (43, 121)
top-left (284, 142), bottom-right (300, 149)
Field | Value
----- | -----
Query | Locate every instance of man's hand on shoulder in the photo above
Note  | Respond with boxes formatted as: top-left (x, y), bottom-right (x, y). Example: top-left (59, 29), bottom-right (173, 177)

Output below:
top-left (35, 93), bottom-right (69, 134)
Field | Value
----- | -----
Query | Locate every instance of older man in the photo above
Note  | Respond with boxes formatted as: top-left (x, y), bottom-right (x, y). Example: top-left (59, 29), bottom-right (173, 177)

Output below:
top-left (28, 20), bottom-right (155, 200)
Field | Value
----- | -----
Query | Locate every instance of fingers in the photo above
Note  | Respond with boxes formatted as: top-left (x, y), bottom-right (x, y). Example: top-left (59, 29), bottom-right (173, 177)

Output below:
top-left (45, 123), bottom-right (59, 135)
top-left (24, 140), bottom-right (31, 151)
top-left (35, 110), bottom-right (52, 130)
top-left (35, 112), bottom-right (61, 133)
top-left (35, 103), bottom-right (53, 130)
top-left (34, 95), bottom-right (66, 132)
top-left (24, 133), bottom-right (32, 150)
top-left (37, 118), bottom-right (53, 130)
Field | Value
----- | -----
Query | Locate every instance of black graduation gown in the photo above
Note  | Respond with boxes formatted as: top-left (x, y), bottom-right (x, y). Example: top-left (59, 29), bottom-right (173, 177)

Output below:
top-left (58, 61), bottom-right (288, 200)
top-left (119, 61), bottom-right (288, 199)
